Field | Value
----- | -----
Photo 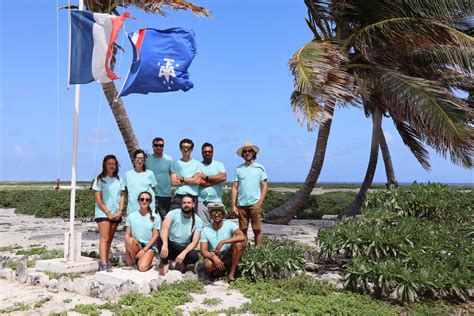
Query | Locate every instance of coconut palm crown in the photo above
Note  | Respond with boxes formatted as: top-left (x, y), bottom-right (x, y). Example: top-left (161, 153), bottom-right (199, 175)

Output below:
top-left (293, 0), bottom-right (473, 169)
top-left (265, 0), bottom-right (473, 223)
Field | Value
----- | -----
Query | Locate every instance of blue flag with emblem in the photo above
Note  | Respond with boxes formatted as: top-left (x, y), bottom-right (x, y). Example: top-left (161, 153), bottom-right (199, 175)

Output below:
top-left (119, 28), bottom-right (197, 96)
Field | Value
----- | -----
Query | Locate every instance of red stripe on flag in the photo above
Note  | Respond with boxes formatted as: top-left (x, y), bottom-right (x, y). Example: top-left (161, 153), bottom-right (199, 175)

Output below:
top-left (105, 12), bottom-right (131, 81)
top-left (135, 29), bottom-right (146, 53)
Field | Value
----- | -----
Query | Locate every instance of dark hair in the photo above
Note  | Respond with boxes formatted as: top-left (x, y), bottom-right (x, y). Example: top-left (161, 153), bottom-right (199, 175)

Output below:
top-left (241, 151), bottom-right (257, 160)
top-left (182, 194), bottom-right (196, 233)
top-left (97, 154), bottom-right (120, 183)
top-left (133, 149), bottom-right (147, 171)
top-left (138, 191), bottom-right (154, 223)
top-left (152, 137), bottom-right (164, 144)
top-left (201, 142), bottom-right (213, 151)
top-left (179, 138), bottom-right (194, 148)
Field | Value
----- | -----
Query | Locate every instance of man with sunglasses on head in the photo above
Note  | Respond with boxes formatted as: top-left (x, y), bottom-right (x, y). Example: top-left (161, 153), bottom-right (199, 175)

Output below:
top-left (170, 138), bottom-right (202, 211)
top-left (146, 137), bottom-right (173, 220)
top-left (232, 141), bottom-right (268, 246)
top-left (197, 142), bottom-right (227, 227)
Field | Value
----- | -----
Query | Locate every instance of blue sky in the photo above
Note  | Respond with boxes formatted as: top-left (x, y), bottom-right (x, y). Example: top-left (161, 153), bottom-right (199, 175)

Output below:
top-left (0, 0), bottom-right (472, 184)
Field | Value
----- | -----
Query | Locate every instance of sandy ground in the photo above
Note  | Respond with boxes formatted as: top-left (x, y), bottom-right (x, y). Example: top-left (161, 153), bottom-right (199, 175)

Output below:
top-left (0, 208), bottom-right (326, 315)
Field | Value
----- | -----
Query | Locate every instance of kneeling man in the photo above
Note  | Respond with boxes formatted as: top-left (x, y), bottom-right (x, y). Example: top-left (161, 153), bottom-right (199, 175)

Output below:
top-left (158, 194), bottom-right (203, 274)
top-left (199, 204), bottom-right (245, 282)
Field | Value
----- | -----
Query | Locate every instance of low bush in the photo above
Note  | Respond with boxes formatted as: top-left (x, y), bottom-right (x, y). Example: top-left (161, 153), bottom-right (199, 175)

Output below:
top-left (238, 238), bottom-right (305, 281)
top-left (318, 183), bottom-right (473, 303)
top-left (0, 188), bottom-right (355, 219)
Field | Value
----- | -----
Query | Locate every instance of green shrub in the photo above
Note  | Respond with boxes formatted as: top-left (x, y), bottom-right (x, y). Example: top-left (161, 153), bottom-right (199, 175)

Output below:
top-left (1, 188), bottom-right (355, 219)
top-left (318, 183), bottom-right (473, 303)
top-left (238, 239), bottom-right (305, 281)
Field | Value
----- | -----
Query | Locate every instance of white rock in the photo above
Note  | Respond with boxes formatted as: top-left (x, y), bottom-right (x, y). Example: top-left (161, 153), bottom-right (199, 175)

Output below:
top-left (73, 278), bottom-right (91, 296)
top-left (139, 281), bottom-right (150, 294)
top-left (58, 276), bottom-right (74, 292)
top-left (48, 278), bottom-right (59, 289)
top-left (39, 274), bottom-right (50, 287)
top-left (3, 268), bottom-right (14, 281)
top-left (118, 280), bottom-right (139, 295)
top-left (99, 283), bottom-right (118, 300)
top-left (149, 278), bottom-right (165, 291)
top-left (15, 261), bottom-right (28, 283)
top-left (183, 271), bottom-right (198, 281)
top-left (165, 270), bottom-right (183, 284)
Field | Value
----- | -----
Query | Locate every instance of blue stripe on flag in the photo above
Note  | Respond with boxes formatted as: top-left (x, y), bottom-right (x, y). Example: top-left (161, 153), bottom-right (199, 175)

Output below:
top-left (70, 11), bottom-right (95, 84)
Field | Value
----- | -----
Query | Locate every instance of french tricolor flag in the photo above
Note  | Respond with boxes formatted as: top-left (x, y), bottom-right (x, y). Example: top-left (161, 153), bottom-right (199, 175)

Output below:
top-left (69, 10), bottom-right (129, 84)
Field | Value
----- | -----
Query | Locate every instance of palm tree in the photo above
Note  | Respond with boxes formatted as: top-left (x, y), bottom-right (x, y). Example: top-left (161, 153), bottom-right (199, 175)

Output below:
top-left (81, 0), bottom-right (210, 158)
top-left (265, 0), bottom-right (474, 223)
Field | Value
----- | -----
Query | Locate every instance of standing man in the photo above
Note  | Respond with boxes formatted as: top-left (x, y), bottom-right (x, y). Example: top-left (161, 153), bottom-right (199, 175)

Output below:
top-left (170, 138), bottom-right (202, 210)
top-left (146, 137), bottom-right (173, 219)
top-left (200, 204), bottom-right (245, 282)
top-left (232, 141), bottom-right (268, 246)
top-left (158, 194), bottom-right (203, 274)
top-left (197, 142), bottom-right (227, 226)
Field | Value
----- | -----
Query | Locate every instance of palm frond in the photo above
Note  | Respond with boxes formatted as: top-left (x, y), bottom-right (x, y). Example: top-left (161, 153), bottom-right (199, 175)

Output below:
top-left (288, 40), bottom-right (355, 129)
top-left (123, 0), bottom-right (211, 17)
top-left (291, 91), bottom-right (332, 131)
top-left (379, 70), bottom-right (473, 168)
top-left (346, 17), bottom-right (474, 60)
top-left (289, 40), bottom-right (354, 101)
top-left (393, 119), bottom-right (431, 170)
top-left (396, 0), bottom-right (473, 24)
top-left (403, 45), bottom-right (474, 75)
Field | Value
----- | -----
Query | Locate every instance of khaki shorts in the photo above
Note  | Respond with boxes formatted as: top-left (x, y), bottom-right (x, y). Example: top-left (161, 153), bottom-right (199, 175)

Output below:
top-left (237, 205), bottom-right (262, 230)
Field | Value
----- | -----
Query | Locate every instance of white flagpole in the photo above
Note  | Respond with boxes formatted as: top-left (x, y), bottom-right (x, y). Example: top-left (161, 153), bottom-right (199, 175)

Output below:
top-left (68, 0), bottom-right (84, 262)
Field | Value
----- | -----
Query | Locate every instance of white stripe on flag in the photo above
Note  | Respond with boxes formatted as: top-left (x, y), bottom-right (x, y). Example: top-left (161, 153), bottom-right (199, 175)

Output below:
top-left (91, 13), bottom-right (113, 83)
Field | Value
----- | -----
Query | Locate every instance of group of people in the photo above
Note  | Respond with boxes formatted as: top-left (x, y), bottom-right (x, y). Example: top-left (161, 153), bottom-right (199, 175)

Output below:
top-left (92, 138), bottom-right (268, 282)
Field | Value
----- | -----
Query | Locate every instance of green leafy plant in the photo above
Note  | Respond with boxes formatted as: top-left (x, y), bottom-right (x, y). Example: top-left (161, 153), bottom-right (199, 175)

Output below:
top-left (318, 184), bottom-right (473, 303)
top-left (238, 239), bottom-right (305, 281)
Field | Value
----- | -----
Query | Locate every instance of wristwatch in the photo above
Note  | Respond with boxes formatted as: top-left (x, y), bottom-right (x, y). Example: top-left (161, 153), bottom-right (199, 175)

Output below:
top-left (180, 176), bottom-right (184, 183)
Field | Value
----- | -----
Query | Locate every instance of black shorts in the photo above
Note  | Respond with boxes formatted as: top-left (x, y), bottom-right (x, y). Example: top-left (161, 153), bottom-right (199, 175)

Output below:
top-left (94, 217), bottom-right (122, 224)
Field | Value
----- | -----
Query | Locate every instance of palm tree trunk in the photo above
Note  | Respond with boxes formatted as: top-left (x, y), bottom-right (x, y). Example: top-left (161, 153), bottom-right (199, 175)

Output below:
top-left (263, 105), bottom-right (335, 224)
top-left (339, 107), bottom-right (383, 217)
top-left (379, 127), bottom-right (398, 189)
top-left (101, 81), bottom-right (139, 159)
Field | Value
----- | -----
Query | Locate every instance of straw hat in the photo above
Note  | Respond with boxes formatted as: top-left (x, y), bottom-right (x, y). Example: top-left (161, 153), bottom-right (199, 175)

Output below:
top-left (236, 141), bottom-right (260, 157)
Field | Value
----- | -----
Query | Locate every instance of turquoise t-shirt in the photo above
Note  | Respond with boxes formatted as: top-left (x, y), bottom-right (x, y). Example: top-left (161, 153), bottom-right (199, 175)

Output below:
top-left (124, 169), bottom-right (157, 214)
top-left (198, 160), bottom-right (226, 203)
top-left (171, 159), bottom-right (201, 196)
top-left (125, 211), bottom-right (161, 244)
top-left (146, 154), bottom-right (173, 197)
top-left (92, 176), bottom-right (125, 219)
top-left (200, 220), bottom-right (238, 252)
top-left (166, 208), bottom-right (203, 246)
top-left (233, 162), bottom-right (268, 206)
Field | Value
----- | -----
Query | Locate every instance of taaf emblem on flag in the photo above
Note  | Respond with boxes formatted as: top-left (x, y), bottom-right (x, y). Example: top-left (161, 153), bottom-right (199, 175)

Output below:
top-left (119, 28), bottom-right (197, 96)
top-left (69, 10), bottom-right (129, 85)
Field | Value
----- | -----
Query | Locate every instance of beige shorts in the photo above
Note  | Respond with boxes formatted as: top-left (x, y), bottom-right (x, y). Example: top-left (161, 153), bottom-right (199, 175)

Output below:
top-left (237, 205), bottom-right (262, 230)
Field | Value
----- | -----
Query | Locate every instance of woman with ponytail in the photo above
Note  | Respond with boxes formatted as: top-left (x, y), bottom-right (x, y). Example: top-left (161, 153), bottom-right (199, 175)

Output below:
top-left (93, 155), bottom-right (125, 272)
top-left (124, 191), bottom-right (161, 271)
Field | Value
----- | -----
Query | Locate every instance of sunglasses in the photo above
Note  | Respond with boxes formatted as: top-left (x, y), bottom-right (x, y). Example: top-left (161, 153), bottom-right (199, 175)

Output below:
top-left (243, 149), bottom-right (254, 154)
top-left (139, 198), bottom-right (151, 202)
top-left (181, 146), bottom-right (193, 150)
top-left (153, 144), bottom-right (164, 148)
top-left (135, 157), bottom-right (145, 161)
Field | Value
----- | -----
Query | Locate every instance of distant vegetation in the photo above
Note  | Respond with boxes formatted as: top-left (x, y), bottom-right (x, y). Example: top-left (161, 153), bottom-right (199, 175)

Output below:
top-left (0, 186), bottom-right (357, 219)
